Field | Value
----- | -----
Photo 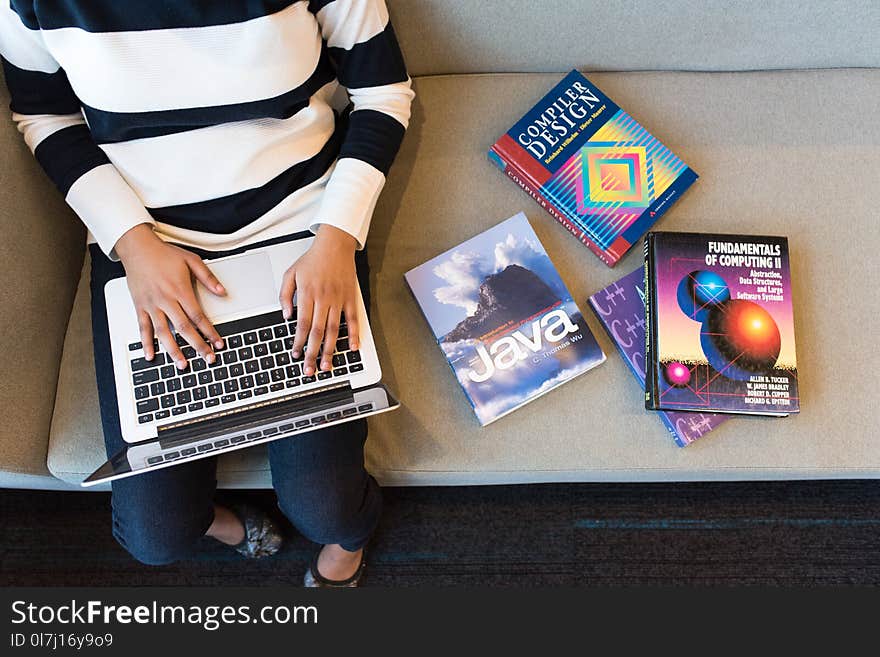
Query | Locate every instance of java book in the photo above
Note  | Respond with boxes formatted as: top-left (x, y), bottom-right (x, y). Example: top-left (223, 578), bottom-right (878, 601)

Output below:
top-left (405, 212), bottom-right (606, 426)
top-left (644, 232), bottom-right (799, 416)
top-left (589, 267), bottom-right (728, 446)
top-left (489, 70), bottom-right (698, 267)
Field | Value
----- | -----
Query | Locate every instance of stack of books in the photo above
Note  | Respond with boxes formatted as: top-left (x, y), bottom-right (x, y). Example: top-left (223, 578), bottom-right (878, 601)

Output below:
top-left (405, 71), bottom-right (799, 442)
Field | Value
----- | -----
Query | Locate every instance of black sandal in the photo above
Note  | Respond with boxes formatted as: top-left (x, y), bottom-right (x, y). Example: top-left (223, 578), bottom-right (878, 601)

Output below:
top-left (303, 547), bottom-right (366, 588)
top-left (228, 503), bottom-right (284, 559)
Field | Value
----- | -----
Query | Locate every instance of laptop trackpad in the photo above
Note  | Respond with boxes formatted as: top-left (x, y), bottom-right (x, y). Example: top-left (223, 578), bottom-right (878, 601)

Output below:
top-left (194, 252), bottom-right (278, 321)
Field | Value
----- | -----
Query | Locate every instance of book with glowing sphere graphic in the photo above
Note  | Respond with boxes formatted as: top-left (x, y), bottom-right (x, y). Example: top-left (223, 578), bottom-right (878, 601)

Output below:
top-left (644, 231), bottom-right (799, 416)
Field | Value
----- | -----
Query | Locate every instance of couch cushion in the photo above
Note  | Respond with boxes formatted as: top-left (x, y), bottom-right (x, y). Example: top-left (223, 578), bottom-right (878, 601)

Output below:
top-left (364, 69), bottom-right (880, 484)
top-left (0, 66), bottom-right (85, 486)
top-left (388, 0), bottom-right (880, 75)
top-left (48, 69), bottom-right (880, 486)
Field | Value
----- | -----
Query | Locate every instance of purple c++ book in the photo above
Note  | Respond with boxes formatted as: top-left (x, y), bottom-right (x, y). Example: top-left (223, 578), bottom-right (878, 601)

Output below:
top-left (588, 268), bottom-right (728, 447)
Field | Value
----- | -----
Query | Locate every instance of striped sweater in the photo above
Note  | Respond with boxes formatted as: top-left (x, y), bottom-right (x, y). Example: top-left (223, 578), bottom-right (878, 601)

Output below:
top-left (0, 0), bottom-right (414, 258)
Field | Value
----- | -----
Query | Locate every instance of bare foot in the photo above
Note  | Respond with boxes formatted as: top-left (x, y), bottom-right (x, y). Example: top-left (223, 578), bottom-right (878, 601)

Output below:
top-left (206, 504), bottom-right (245, 545)
top-left (316, 544), bottom-right (363, 580)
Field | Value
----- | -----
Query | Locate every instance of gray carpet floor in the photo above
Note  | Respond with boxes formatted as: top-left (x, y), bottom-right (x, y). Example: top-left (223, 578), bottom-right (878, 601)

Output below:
top-left (2, 481), bottom-right (879, 586)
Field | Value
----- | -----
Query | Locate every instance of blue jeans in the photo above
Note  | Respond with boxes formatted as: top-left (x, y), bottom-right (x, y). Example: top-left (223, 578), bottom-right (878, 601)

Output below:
top-left (89, 233), bottom-right (381, 565)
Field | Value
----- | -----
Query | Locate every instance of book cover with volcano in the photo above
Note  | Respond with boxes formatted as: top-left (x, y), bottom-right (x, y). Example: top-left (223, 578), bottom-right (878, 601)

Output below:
top-left (644, 231), bottom-right (799, 416)
top-left (405, 212), bottom-right (606, 425)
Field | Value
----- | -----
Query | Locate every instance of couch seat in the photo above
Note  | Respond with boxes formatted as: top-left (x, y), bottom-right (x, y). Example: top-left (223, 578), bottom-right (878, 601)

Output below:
top-left (48, 70), bottom-right (880, 487)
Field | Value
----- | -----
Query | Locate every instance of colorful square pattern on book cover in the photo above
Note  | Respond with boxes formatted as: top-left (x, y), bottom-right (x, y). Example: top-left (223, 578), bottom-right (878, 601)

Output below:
top-left (546, 109), bottom-right (690, 251)
top-left (579, 145), bottom-right (649, 214)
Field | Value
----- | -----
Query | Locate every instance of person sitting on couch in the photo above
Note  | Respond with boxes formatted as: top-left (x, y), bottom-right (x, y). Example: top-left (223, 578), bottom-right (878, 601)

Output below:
top-left (0, 0), bottom-right (413, 587)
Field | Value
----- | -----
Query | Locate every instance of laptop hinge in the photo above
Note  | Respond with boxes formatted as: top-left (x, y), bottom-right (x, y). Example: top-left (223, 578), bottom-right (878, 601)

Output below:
top-left (156, 382), bottom-right (353, 449)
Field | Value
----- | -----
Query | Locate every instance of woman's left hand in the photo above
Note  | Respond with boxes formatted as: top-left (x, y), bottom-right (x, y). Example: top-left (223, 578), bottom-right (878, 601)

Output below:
top-left (279, 225), bottom-right (361, 377)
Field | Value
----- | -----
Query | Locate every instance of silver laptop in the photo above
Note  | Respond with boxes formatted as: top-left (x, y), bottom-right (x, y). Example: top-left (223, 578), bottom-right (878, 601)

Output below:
top-left (83, 236), bottom-right (399, 487)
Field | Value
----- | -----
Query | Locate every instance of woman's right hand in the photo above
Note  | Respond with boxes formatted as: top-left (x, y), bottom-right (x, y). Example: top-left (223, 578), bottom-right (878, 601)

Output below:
top-left (114, 223), bottom-right (226, 369)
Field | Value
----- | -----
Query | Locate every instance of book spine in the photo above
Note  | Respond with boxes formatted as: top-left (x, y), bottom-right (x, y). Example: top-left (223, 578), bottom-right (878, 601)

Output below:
top-left (644, 234), bottom-right (661, 410)
top-left (489, 146), bottom-right (613, 267)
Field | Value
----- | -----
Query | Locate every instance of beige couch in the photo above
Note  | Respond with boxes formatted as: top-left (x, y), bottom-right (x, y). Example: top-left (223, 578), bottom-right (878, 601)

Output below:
top-left (2, 1), bottom-right (878, 490)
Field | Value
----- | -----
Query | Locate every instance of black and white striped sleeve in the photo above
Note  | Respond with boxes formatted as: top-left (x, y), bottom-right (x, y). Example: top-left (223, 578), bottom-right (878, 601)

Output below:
top-left (0, 3), bottom-right (154, 259)
top-left (309, 0), bottom-right (414, 247)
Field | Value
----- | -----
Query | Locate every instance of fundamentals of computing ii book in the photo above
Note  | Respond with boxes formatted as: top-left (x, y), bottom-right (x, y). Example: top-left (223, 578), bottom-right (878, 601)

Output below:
top-left (644, 231), bottom-right (799, 417)
top-left (489, 70), bottom-right (698, 267)
top-left (404, 212), bottom-right (605, 426)
top-left (589, 267), bottom-right (728, 446)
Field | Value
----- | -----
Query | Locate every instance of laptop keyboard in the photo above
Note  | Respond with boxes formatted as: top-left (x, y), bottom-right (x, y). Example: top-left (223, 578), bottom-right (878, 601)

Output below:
top-left (128, 310), bottom-right (363, 424)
